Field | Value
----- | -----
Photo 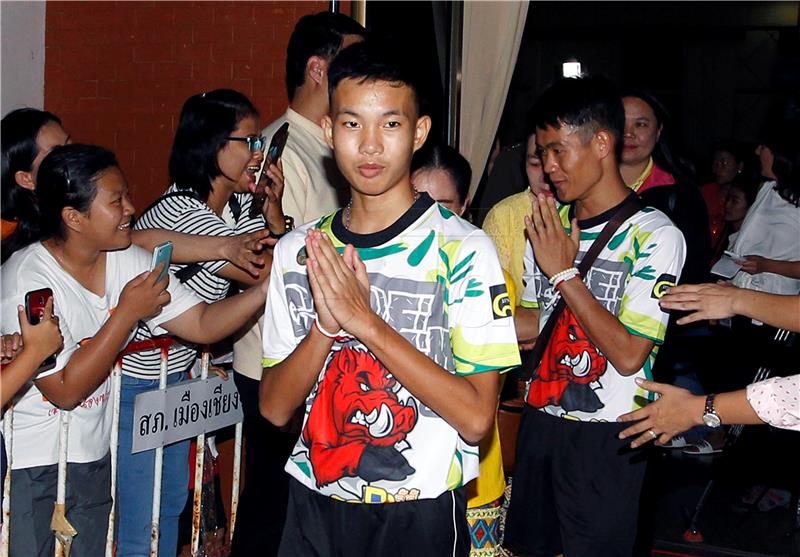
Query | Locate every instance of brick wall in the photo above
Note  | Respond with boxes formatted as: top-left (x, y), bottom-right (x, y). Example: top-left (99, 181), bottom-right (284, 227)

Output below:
top-left (44, 1), bottom-right (328, 208)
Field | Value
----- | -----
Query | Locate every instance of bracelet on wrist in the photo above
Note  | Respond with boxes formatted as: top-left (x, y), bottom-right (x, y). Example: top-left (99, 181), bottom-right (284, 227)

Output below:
top-left (314, 318), bottom-right (345, 339)
top-left (549, 267), bottom-right (580, 290)
top-left (269, 215), bottom-right (295, 240)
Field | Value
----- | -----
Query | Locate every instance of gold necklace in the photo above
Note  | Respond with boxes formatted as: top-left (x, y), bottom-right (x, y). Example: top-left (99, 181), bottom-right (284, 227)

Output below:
top-left (343, 187), bottom-right (419, 231)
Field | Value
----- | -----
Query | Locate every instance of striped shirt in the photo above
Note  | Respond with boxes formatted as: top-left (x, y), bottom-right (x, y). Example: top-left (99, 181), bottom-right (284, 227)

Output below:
top-left (122, 185), bottom-right (265, 378)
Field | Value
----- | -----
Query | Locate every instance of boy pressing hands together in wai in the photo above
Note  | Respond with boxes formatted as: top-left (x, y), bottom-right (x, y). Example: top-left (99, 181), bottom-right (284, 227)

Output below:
top-left (258, 41), bottom-right (520, 557)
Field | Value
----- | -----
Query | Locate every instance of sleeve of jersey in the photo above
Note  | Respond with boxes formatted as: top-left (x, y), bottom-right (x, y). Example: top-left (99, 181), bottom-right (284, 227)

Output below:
top-left (448, 231), bottom-right (521, 376)
top-left (261, 239), bottom-right (300, 368)
top-left (519, 241), bottom-right (539, 309)
top-left (617, 224), bottom-right (686, 344)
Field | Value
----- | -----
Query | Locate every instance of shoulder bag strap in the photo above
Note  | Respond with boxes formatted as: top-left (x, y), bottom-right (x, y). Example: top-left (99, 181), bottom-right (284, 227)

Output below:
top-left (526, 193), bottom-right (642, 374)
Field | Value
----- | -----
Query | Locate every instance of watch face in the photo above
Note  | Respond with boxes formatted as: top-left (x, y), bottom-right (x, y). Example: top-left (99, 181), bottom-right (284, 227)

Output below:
top-left (703, 412), bottom-right (722, 428)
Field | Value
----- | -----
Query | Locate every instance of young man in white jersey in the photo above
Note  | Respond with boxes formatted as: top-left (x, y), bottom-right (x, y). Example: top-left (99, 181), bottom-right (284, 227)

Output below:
top-left (231, 14), bottom-right (366, 556)
top-left (259, 41), bottom-right (520, 556)
top-left (503, 76), bottom-right (686, 557)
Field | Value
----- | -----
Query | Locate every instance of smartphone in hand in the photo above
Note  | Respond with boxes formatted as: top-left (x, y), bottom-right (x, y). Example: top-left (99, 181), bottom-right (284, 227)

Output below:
top-left (150, 241), bottom-right (173, 283)
top-left (24, 287), bottom-right (57, 372)
top-left (250, 122), bottom-right (290, 219)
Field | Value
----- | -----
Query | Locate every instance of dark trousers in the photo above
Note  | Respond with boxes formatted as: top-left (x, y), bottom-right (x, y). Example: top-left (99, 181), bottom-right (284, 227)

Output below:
top-left (504, 408), bottom-right (647, 557)
top-left (279, 478), bottom-right (469, 557)
top-left (230, 373), bottom-right (298, 557)
top-left (10, 453), bottom-right (112, 557)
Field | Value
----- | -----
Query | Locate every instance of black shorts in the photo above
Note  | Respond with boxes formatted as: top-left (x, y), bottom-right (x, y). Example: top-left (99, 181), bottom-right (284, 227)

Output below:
top-left (278, 478), bottom-right (469, 557)
top-left (504, 407), bottom-right (647, 557)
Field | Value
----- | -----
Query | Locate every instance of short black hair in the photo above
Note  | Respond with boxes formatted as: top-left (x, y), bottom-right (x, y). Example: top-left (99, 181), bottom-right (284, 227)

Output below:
top-left (285, 12), bottom-right (367, 102)
top-left (328, 40), bottom-right (422, 115)
top-left (531, 75), bottom-right (625, 160)
top-left (412, 143), bottom-right (471, 205)
top-left (169, 89), bottom-right (258, 201)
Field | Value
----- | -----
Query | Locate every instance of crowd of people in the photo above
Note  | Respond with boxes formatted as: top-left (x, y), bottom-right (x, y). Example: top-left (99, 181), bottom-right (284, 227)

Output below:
top-left (1, 10), bottom-right (798, 557)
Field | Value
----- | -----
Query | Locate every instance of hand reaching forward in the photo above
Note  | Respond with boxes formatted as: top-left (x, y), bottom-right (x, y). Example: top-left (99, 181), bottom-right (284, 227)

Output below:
top-left (222, 230), bottom-right (276, 277)
top-left (305, 229), bottom-right (372, 338)
top-left (658, 282), bottom-right (735, 325)
top-left (617, 378), bottom-right (702, 448)
top-left (524, 193), bottom-right (580, 279)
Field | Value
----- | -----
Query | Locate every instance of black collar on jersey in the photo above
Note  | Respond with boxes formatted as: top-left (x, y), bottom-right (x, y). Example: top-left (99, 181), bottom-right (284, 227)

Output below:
top-left (331, 192), bottom-right (435, 248)
top-left (568, 190), bottom-right (639, 230)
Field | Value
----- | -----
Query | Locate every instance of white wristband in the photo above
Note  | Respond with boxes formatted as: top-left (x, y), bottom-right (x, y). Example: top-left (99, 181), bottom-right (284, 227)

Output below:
top-left (548, 266), bottom-right (579, 285)
top-left (549, 267), bottom-right (580, 289)
top-left (314, 317), bottom-right (345, 339)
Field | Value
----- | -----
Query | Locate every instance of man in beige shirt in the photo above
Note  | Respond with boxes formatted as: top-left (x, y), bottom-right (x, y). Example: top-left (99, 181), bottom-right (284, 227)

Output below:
top-left (230, 12), bottom-right (366, 557)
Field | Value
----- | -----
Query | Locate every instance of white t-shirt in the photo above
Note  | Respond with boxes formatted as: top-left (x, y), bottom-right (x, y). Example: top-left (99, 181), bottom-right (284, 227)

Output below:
top-left (1, 243), bottom-right (202, 469)
top-left (262, 195), bottom-right (521, 503)
top-left (233, 108), bottom-right (350, 381)
top-left (731, 181), bottom-right (800, 295)
top-left (521, 200), bottom-right (686, 422)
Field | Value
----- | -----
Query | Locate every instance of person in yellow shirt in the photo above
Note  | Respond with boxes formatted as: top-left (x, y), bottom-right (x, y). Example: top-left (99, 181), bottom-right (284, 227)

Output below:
top-left (482, 128), bottom-right (551, 308)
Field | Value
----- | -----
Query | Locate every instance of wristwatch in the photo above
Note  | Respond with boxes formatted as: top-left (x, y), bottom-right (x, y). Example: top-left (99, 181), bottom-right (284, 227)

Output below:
top-left (702, 394), bottom-right (722, 428)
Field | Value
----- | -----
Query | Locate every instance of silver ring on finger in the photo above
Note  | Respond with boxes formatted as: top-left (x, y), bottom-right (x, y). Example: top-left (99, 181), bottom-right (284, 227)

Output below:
top-left (648, 429), bottom-right (658, 439)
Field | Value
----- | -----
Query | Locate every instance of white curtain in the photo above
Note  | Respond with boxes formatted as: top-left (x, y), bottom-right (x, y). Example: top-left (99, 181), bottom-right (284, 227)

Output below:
top-left (459, 1), bottom-right (528, 199)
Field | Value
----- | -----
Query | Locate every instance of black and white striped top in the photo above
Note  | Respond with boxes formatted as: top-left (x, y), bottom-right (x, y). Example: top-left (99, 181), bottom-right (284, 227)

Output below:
top-left (121, 185), bottom-right (265, 379)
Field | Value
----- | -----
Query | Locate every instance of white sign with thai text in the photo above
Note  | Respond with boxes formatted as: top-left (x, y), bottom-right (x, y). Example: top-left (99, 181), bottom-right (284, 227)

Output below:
top-left (132, 376), bottom-right (243, 453)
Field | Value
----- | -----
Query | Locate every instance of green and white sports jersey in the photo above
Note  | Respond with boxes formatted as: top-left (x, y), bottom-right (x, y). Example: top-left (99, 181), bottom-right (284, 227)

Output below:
top-left (262, 194), bottom-right (520, 503)
top-left (521, 197), bottom-right (686, 422)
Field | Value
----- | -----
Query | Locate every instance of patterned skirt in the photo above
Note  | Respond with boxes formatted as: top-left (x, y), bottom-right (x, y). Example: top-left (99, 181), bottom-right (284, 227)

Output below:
top-left (467, 499), bottom-right (502, 557)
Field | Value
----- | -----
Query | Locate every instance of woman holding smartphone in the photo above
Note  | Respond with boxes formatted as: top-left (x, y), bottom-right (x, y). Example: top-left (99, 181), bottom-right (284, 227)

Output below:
top-left (0, 144), bottom-right (269, 556)
top-left (119, 89), bottom-right (287, 556)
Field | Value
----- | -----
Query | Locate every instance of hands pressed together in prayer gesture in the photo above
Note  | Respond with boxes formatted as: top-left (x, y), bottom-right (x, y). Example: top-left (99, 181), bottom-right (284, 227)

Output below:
top-left (524, 193), bottom-right (580, 280)
top-left (304, 229), bottom-right (373, 339)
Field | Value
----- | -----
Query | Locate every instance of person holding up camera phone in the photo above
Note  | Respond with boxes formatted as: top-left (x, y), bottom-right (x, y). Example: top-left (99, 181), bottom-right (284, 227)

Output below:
top-left (1, 295), bottom-right (63, 407)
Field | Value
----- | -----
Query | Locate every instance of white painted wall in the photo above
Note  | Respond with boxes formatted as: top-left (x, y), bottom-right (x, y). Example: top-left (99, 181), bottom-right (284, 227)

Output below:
top-left (1, 1), bottom-right (46, 116)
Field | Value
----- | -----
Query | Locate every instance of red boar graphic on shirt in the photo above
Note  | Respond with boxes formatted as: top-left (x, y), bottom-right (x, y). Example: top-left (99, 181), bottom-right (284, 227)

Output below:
top-left (302, 347), bottom-right (418, 487)
top-left (526, 309), bottom-right (607, 413)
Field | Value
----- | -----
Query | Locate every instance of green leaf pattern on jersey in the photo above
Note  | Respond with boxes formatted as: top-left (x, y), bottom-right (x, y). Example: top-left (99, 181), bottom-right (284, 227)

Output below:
top-left (450, 325), bottom-right (521, 374)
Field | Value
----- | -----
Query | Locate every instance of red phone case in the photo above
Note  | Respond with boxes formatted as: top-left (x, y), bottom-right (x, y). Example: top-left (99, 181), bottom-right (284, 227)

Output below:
top-left (25, 288), bottom-right (53, 325)
top-left (24, 287), bottom-right (58, 372)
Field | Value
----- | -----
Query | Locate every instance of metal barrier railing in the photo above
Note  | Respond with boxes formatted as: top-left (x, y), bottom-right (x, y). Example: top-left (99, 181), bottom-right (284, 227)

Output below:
top-left (1, 338), bottom-right (244, 557)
